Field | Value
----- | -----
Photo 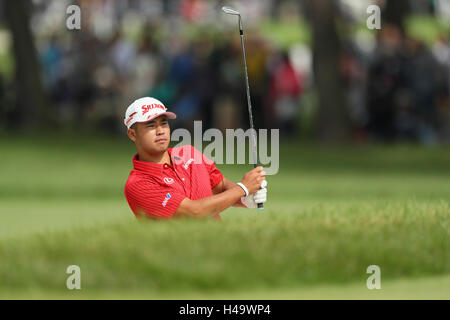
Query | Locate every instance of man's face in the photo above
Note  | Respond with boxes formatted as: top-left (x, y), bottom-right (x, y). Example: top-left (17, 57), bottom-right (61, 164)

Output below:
top-left (128, 115), bottom-right (170, 155)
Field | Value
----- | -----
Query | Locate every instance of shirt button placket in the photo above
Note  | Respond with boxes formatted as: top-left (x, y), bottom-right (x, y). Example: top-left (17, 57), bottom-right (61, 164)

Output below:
top-left (172, 166), bottom-right (188, 194)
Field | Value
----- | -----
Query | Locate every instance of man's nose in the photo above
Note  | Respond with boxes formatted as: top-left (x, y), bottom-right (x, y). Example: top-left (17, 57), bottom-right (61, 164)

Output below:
top-left (155, 124), bottom-right (164, 134)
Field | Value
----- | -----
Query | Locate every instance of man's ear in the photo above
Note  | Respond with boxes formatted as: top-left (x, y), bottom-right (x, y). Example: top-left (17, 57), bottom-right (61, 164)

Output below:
top-left (127, 127), bottom-right (137, 142)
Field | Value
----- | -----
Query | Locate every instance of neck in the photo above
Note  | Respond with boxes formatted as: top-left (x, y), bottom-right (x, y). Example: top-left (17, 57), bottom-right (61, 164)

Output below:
top-left (138, 149), bottom-right (171, 165)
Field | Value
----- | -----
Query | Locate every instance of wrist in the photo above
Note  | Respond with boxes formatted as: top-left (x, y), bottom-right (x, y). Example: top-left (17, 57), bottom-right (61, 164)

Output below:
top-left (236, 182), bottom-right (249, 197)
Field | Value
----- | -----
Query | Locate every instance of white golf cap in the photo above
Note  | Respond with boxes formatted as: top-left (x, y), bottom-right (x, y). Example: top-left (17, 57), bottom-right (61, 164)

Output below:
top-left (124, 97), bottom-right (176, 129)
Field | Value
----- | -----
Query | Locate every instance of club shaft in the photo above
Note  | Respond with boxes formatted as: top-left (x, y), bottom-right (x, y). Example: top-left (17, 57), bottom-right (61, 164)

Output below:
top-left (239, 26), bottom-right (263, 210)
top-left (239, 33), bottom-right (258, 168)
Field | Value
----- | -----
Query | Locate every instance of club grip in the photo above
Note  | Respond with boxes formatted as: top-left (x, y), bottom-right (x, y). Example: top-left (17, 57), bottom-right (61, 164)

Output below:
top-left (254, 164), bottom-right (264, 210)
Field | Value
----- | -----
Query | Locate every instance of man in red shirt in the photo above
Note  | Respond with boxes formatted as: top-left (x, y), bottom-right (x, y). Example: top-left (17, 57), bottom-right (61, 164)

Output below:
top-left (123, 97), bottom-right (267, 219)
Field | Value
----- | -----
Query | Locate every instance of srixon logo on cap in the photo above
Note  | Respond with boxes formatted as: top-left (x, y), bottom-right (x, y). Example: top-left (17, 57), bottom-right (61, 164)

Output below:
top-left (141, 104), bottom-right (165, 115)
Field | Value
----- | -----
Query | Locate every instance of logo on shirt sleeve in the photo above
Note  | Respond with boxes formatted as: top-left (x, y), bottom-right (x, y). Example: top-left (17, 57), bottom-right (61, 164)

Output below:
top-left (162, 193), bottom-right (172, 207)
top-left (183, 158), bottom-right (194, 170)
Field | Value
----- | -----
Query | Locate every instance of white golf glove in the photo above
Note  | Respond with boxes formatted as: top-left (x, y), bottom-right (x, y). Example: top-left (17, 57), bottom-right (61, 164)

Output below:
top-left (241, 180), bottom-right (268, 208)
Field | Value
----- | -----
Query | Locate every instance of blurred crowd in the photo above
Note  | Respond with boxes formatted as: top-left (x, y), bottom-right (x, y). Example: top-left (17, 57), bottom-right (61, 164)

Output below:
top-left (36, 0), bottom-right (304, 137)
top-left (2, 0), bottom-right (450, 143)
top-left (342, 24), bottom-right (450, 144)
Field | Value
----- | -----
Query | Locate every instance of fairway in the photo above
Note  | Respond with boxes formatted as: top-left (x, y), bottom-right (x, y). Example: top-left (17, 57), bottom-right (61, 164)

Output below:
top-left (0, 135), bottom-right (449, 299)
top-left (3, 275), bottom-right (450, 300)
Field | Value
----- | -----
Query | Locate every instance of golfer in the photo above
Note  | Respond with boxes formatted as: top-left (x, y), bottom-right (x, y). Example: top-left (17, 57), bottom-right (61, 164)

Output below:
top-left (124, 97), bottom-right (267, 219)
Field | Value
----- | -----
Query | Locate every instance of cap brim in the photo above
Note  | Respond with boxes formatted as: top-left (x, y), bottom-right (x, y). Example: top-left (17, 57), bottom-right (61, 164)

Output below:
top-left (126, 111), bottom-right (177, 129)
top-left (164, 112), bottom-right (177, 119)
top-left (141, 112), bottom-right (177, 123)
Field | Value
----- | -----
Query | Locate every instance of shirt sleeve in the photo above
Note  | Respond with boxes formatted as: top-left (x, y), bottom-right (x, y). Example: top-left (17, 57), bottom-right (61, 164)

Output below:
top-left (191, 146), bottom-right (224, 190)
top-left (125, 179), bottom-right (186, 219)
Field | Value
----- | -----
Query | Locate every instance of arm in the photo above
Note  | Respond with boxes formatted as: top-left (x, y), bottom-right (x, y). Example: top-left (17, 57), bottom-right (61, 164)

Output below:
top-left (212, 177), bottom-right (246, 207)
top-left (173, 185), bottom-right (245, 218)
top-left (174, 166), bottom-right (265, 218)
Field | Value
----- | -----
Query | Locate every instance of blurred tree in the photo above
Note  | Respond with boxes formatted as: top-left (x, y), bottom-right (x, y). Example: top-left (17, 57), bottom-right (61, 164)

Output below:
top-left (305, 0), bottom-right (350, 142)
top-left (3, 0), bottom-right (51, 130)
top-left (383, 0), bottom-right (410, 32)
top-left (270, 0), bottom-right (288, 20)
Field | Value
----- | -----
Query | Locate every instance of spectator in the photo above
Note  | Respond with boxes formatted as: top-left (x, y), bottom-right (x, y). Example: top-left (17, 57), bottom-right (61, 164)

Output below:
top-left (268, 51), bottom-right (303, 136)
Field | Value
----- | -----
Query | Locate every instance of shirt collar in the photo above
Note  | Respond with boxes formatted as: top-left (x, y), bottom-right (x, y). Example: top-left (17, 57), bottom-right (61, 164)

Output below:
top-left (132, 148), bottom-right (183, 175)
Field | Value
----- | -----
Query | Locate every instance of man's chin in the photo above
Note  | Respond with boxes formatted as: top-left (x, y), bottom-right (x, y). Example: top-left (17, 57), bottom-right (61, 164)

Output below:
top-left (152, 143), bottom-right (169, 153)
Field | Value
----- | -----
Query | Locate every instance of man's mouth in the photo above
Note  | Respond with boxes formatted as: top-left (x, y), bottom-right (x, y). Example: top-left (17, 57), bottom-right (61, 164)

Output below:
top-left (155, 138), bottom-right (167, 143)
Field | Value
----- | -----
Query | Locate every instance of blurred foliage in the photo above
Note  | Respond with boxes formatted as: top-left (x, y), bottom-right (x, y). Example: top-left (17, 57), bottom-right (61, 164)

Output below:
top-left (0, 29), bottom-right (14, 80)
top-left (405, 15), bottom-right (450, 46)
top-left (260, 18), bottom-right (311, 48)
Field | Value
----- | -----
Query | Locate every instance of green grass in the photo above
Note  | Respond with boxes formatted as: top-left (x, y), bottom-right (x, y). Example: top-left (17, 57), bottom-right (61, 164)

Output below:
top-left (3, 274), bottom-right (450, 300)
top-left (0, 134), bottom-right (449, 299)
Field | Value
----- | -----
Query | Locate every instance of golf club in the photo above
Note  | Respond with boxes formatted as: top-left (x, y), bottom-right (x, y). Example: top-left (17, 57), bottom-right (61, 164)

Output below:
top-left (222, 6), bottom-right (264, 210)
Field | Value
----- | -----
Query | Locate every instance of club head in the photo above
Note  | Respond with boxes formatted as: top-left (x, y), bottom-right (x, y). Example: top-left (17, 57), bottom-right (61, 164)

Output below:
top-left (222, 6), bottom-right (240, 16)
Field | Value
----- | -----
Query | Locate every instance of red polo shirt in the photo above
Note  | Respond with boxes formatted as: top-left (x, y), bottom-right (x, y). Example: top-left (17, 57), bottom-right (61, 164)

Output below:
top-left (124, 145), bottom-right (224, 219)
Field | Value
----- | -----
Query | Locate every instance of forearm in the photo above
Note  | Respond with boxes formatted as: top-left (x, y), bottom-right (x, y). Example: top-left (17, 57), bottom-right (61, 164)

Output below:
top-left (222, 178), bottom-right (246, 207)
top-left (173, 185), bottom-right (245, 218)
